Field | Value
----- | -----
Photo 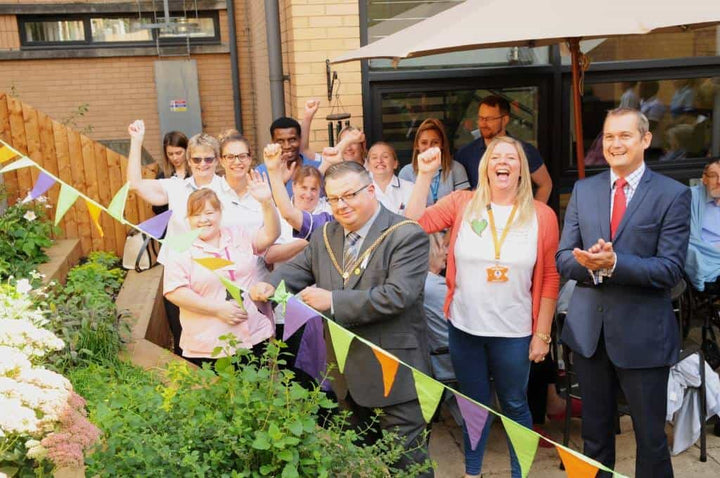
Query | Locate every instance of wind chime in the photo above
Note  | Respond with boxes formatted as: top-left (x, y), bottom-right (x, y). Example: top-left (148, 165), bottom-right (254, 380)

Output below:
top-left (325, 59), bottom-right (351, 146)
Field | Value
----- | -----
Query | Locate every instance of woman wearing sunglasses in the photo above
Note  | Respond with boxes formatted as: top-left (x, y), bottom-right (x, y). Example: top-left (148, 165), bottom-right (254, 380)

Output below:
top-left (127, 119), bottom-right (225, 250)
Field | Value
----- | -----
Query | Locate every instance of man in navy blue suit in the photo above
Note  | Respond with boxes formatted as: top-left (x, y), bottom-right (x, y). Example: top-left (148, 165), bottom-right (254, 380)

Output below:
top-left (557, 108), bottom-right (691, 478)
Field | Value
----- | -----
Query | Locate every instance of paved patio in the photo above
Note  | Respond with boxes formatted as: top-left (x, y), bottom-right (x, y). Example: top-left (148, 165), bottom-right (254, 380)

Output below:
top-left (429, 407), bottom-right (720, 477)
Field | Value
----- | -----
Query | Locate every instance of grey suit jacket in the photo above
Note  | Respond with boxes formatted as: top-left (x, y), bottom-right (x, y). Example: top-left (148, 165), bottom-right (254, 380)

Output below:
top-left (269, 205), bottom-right (432, 407)
top-left (556, 168), bottom-right (691, 368)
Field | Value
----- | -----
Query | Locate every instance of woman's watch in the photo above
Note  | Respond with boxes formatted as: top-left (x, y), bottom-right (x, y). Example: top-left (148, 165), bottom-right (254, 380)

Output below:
top-left (535, 332), bottom-right (552, 344)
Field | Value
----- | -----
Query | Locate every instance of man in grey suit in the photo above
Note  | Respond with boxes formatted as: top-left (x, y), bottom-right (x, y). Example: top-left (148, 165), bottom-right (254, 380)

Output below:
top-left (557, 108), bottom-right (691, 478)
top-left (251, 161), bottom-right (433, 475)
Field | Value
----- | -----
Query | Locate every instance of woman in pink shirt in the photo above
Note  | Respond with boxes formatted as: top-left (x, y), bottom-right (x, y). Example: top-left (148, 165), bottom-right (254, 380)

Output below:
top-left (164, 185), bottom-right (280, 366)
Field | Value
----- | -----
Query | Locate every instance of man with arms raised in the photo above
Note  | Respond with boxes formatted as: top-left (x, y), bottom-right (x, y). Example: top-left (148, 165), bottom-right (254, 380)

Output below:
top-left (455, 95), bottom-right (552, 202)
top-left (557, 108), bottom-right (690, 478)
top-left (251, 158), bottom-right (433, 476)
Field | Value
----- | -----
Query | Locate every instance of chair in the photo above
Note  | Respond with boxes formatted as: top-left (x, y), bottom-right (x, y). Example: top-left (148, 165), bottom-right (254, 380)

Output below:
top-left (555, 279), bottom-right (707, 462)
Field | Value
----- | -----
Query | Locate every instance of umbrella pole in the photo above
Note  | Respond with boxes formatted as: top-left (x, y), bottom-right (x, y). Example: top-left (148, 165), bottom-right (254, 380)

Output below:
top-left (569, 38), bottom-right (586, 179)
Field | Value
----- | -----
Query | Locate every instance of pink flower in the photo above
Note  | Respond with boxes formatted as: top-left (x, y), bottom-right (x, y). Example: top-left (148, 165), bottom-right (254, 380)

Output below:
top-left (40, 392), bottom-right (101, 468)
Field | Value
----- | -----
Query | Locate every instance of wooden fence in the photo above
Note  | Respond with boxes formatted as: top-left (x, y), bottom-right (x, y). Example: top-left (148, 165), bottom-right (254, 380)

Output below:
top-left (0, 92), bottom-right (155, 257)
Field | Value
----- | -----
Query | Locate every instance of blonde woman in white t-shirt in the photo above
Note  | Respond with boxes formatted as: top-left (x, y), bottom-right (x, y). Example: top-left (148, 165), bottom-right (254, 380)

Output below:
top-left (405, 136), bottom-right (560, 478)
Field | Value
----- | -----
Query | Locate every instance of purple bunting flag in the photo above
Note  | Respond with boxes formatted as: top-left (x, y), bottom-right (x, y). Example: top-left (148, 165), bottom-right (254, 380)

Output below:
top-left (455, 393), bottom-right (490, 451)
top-left (26, 172), bottom-right (56, 202)
top-left (294, 316), bottom-right (330, 390)
top-left (137, 210), bottom-right (173, 238)
top-left (283, 296), bottom-right (320, 341)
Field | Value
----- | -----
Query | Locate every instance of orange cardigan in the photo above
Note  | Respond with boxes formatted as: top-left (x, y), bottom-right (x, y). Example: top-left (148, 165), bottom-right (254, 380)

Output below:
top-left (418, 190), bottom-right (560, 332)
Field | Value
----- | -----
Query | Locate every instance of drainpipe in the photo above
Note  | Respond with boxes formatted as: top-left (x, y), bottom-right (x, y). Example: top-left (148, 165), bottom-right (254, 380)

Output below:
top-left (265, 0), bottom-right (286, 118)
top-left (227, 0), bottom-right (243, 132)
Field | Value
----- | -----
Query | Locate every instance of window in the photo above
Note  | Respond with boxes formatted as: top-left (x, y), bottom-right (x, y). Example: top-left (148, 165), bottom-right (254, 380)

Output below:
top-left (573, 76), bottom-right (720, 169)
top-left (380, 86), bottom-right (540, 167)
top-left (562, 26), bottom-right (720, 64)
top-left (22, 18), bottom-right (85, 44)
top-left (18, 12), bottom-right (219, 49)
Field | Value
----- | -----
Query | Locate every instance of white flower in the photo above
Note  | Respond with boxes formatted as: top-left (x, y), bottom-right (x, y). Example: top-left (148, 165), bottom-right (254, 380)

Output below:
top-left (25, 439), bottom-right (47, 460)
top-left (29, 270), bottom-right (46, 280)
top-left (15, 278), bottom-right (32, 295)
top-left (23, 211), bottom-right (37, 222)
top-left (0, 396), bottom-right (40, 435)
top-left (35, 196), bottom-right (47, 204)
top-left (0, 318), bottom-right (64, 357)
top-left (0, 345), bottom-right (32, 374)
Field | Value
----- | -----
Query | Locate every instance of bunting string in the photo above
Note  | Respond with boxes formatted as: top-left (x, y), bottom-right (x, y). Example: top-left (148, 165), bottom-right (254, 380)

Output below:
top-left (0, 145), bottom-right (626, 478)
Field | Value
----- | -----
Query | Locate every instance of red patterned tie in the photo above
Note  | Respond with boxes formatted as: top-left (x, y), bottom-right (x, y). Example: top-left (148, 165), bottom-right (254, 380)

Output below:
top-left (610, 177), bottom-right (627, 239)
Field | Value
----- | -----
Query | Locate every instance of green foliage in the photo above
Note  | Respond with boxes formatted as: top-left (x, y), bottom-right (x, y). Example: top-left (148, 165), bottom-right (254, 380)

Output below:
top-left (60, 103), bottom-right (93, 135)
top-left (0, 192), bottom-right (58, 281)
top-left (43, 252), bottom-right (128, 373)
top-left (69, 343), bottom-right (432, 477)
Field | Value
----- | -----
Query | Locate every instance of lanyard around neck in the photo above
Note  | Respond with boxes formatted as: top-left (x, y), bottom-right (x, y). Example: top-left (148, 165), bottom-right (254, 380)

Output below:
top-left (486, 203), bottom-right (518, 261)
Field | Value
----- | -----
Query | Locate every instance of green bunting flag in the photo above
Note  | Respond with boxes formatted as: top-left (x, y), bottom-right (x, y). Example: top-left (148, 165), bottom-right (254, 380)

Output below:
top-left (270, 280), bottom-right (293, 314)
top-left (107, 182), bottom-right (130, 222)
top-left (326, 320), bottom-right (353, 373)
top-left (411, 369), bottom-right (444, 423)
top-left (501, 416), bottom-right (539, 478)
top-left (55, 183), bottom-right (80, 226)
top-left (218, 275), bottom-right (245, 310)
top-left (0, 156), bottom-right (34, 173)
top-left (164, 229), bottom-right (202, 253)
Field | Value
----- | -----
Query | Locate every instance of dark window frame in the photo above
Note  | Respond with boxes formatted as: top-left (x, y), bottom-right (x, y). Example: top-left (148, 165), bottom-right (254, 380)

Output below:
top-left (17, 11), bottom-right (220, 50)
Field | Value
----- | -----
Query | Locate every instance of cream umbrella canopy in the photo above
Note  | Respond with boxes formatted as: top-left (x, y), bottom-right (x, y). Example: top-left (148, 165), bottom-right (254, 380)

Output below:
top-left (331, 0), bottom-right (720, 177)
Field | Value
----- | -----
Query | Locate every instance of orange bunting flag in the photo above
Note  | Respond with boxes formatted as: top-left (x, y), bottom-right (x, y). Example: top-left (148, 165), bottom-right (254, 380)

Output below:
top-left (371, 347), bottom-right (400, 397)
top-left (193, 257), bottom-right (235, 270)
top-left (556, 446), bottom-right (601, 478)
top-left (85, 200), bottom-right (104, 237)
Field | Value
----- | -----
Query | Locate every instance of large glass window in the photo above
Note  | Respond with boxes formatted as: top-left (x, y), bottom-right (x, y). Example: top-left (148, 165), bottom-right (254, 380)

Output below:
top-left (573, 76), bottom-right (720, 168)
top-left (23, 19), bottom-right (85, 43)
top-left (19, 12), bottom-right (219, 48)
top-left (563, 26), bottom-right (720, 64)
top-left (380, 87), bottom-right (540, 167)
top-left (90, 18), bottom-right (153, 43)
top-left (366, 0), bottom-right (549, 70)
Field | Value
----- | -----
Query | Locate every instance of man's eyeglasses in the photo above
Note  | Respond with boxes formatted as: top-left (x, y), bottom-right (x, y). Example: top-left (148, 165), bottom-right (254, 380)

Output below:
top-left (190, 156), bottom-right (216, 165)
top-left (222, 153), bottom-right (251, 163)
top-left (327, 184), bottom-right (370, 206)
top-left (478, 114), bottom-right (507, 123)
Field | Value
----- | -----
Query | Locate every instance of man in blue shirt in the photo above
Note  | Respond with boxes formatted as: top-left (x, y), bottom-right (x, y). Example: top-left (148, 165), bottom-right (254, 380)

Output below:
top-left (454, 95), bottom-right (553, 203)
top-left (685, 159), bottom-right (720, 290)
top-left (257, 117), bottom-right (321, 195)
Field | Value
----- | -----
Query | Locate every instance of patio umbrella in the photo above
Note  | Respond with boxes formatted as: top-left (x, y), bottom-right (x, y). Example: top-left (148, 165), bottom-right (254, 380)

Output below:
top-left (331, 0), bottom-right (720, 177)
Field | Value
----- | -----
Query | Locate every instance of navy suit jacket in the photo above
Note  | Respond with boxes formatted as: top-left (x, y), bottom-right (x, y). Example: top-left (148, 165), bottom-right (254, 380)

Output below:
top-left (556, 167), bottom-right (691, 368)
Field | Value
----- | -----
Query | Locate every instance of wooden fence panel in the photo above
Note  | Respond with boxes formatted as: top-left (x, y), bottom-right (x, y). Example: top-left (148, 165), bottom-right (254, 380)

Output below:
top-left (105, 149), bottom-right (126, 256)
top-left (7, 96), bottom-right (32, 200)
top-left (37, 112), bottom-right (66, 239)
top-left (61, 126), bottom-right (92, 254)
top-left (0, 93), bottom-right (160, 256)
top-left (0, 94), bottom-right (19, 202)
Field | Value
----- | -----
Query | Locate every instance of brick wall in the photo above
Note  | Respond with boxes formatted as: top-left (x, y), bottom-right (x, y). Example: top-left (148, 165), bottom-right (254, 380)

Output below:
top-left (0, 55), bottom-right (236, 159)
top-left (280, 0), bottom-right (363, 153)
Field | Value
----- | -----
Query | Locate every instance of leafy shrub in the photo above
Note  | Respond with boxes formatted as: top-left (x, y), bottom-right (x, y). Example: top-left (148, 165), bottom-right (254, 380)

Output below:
top-left (68, 343), bottom-right (432, 477)
top-left (43, 252), bottom-right (128, 372)
top-left (0, 193), bottom-right (58, 281)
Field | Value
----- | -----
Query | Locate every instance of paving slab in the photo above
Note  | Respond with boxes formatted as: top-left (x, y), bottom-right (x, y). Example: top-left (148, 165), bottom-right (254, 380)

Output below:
top-left (430, 410), bottom-right (720, 477)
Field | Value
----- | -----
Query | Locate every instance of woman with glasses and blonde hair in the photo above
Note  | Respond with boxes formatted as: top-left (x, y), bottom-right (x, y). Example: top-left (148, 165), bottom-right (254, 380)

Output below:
top-left (399, 118), bottom-right (469, 205)
top-left (127, 120), bottom-right (225, 245)
top-left (405, 136), bottom-right (559, 478)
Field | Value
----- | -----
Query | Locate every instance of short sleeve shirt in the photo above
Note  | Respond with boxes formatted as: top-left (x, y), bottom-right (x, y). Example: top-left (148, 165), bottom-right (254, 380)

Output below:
top-left (163, 226), bottom-right (274, 357)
